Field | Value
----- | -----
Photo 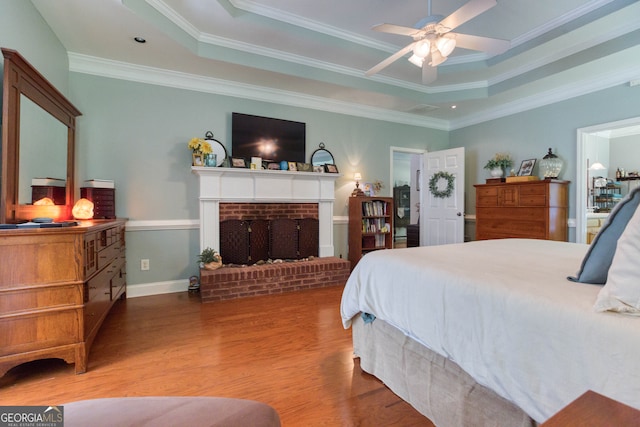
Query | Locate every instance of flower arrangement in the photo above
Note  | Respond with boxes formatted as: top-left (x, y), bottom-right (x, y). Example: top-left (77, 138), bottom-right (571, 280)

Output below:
top-left (483, 153), bottom-right (513, 170)
top-left (188, 137), bottom-right (213, 155)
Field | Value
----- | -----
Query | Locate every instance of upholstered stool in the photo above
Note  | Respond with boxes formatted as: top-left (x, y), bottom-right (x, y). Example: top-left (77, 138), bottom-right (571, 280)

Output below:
top-left (63, 396), bottom-right (281, 427)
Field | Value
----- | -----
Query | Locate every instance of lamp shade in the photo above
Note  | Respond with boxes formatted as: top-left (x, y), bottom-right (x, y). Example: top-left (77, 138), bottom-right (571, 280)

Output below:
top-left (413, 39), bottom-right (431, 58)
top-left (436, 36), bottom-right (456, 57)
top-left (429, 49), bottom-right (448, 66)
top-left (408, 54), bottom-right (424, 67)
top-left (354, 172), bottom-right (362, 181)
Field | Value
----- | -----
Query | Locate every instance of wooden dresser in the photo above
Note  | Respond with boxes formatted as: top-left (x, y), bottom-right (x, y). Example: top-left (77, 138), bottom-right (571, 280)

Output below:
top-left (0, 219), bottom-right (126, 377)
top-left (474, 180), bottom-right (569, 241)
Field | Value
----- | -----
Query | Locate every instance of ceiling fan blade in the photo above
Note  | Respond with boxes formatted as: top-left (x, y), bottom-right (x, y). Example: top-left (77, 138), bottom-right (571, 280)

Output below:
top-left (372, 23), bottom-right (422, 37)
top-left (365, 42), bottom-right (416, 76)
top-left (452, 32), bottom-right (510, 54)
top-left (422, 60), bottom-right (437, 84)
top-left (438, 0), bottom-right (497, 32)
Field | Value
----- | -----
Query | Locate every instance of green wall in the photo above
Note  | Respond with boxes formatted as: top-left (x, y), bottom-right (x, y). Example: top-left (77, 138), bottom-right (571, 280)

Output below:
top-left (69, 73), bottom-right (448, 288)
top-left (4, 0), bottom-right (640, 294)
top-left (0, 0), bottom-right (69, 96)
top-left (451, 83), bottom-right (640, 242)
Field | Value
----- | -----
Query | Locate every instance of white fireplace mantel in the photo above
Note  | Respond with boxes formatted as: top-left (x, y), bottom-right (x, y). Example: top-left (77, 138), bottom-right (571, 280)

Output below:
top-left (192, 167), bottom-right (341, 257)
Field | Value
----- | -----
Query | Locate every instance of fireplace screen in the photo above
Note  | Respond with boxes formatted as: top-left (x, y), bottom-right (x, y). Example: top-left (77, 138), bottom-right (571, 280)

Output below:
top-left (220, 218), bottom-right (319, 265)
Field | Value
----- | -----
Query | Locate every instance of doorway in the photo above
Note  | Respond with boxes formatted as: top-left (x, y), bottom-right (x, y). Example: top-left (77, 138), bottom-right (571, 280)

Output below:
top-left (576, 117), bottom-right (640, 243)
top-left (390, 147), bottom-right (425, 248)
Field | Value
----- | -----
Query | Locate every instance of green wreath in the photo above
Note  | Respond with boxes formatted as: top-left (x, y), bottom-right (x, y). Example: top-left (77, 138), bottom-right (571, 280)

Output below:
top-left (428, 171), bottom-right (455, 199)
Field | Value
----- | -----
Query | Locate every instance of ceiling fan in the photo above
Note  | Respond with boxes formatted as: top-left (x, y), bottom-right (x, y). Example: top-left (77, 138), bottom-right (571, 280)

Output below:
top-left (365, 0), bottom-right (510, 84)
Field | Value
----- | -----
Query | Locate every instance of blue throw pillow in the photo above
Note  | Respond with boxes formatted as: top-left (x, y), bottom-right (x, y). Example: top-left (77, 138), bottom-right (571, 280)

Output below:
top-left (568, 185), bottom-right (640, 284)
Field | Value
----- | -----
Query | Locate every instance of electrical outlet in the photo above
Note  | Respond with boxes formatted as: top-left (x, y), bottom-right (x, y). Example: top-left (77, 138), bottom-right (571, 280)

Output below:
top-left (140, 259), bottom-right (150, 271)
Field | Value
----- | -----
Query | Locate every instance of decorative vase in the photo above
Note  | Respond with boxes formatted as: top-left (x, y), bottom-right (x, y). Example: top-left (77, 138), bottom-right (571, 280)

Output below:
top-left (490, 167), bottom-right (504, 178)
top-left (204, 153), bottom-right (217, 167)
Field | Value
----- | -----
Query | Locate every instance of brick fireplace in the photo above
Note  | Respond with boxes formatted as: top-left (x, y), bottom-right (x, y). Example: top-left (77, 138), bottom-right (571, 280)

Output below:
top-left (192, 167), bottom-right (349, 301)
top-left (192, 167), bottom-right (340, 256)
top-left (219, 202), bottom-right (319, 264)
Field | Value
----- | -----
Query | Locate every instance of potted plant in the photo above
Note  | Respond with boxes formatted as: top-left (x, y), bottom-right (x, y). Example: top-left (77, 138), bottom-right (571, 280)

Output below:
top-left (483, 153), bottom-right (513, 177)
top-left (198, 247), bottom-right (222, 270)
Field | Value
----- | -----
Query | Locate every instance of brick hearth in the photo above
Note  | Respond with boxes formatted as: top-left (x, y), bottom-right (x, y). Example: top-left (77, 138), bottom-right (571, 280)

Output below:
top-left (199, 256), bottom-right (350, 302)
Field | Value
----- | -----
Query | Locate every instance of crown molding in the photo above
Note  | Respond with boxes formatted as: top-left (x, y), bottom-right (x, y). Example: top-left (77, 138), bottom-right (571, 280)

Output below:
top-left (450, 59), bottom-right (640, 130)
top-left (509, 0), bottom-right (615, 48)
top-left (68, 52), bottom-right (450, 130)
top-left (227, 0), bottom-right (396, 52)
top-left (68, 51), bottom-right (640, 132)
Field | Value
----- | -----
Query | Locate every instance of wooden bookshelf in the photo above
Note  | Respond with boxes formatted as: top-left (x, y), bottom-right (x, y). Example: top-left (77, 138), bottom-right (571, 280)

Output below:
top-left (348, 196), bottom-right (393, 269)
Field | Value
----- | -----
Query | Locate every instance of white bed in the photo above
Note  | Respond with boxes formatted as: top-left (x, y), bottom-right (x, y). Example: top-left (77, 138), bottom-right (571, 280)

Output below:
top-left (341, 239), bottom-right (640, 425)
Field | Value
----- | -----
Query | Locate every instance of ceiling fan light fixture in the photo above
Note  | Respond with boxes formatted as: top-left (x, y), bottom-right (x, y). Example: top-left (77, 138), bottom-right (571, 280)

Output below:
top-left (429, 51), bottom-right (447, 67)
top-left (408, 54), bottom-right (424, 68)
top-left (436, 36), bottom-right (456, 57)
top-left (413, 39), bottom-right (431, 58)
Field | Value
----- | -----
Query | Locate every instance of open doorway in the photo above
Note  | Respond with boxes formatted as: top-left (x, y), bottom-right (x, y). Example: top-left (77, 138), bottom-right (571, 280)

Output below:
top-left (390, 147), bottom-right (425, 248)
top-left (576, 117), bottom-right (640, 243)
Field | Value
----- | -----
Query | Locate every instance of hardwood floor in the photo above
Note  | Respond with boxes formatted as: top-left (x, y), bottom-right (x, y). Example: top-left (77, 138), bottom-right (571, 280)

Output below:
top-left (0, 286), bottom-right (433, 426)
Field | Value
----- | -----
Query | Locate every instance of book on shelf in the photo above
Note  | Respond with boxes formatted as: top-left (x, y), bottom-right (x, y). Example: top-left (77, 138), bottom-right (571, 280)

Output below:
top-left (31, 177), bottom-right (66, 187)
top-left (361, 218), bottom-right (390, 233)
top-left (83, 179), bottom-right (115, 189)
top-left (361, 200), bottom-right (388, 217)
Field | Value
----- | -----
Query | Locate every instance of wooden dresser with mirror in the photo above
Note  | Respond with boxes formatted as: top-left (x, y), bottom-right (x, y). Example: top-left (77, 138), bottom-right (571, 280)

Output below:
top-left (0, 48), bottom-right (126, 377)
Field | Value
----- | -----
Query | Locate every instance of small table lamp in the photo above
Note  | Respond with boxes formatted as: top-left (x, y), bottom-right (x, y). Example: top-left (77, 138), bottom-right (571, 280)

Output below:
top-left (351, 172), bottom-right (365, 197)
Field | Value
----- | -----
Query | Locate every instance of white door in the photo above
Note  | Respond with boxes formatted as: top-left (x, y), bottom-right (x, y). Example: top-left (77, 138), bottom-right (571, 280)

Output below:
top-left (409, 154), bottom-right (421, 224)
top-left (420, 147), bottom-right (465, 246)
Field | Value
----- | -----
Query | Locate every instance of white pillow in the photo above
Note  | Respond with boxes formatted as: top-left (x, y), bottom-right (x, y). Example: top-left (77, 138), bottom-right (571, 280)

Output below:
top-left (594, 202), bottom-right (640, 315)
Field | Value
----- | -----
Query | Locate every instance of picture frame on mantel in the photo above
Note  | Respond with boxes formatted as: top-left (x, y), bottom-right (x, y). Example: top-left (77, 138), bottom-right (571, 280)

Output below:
top-left (297, 162), bottom-right (312, 172)
top-left (231, 157), bottom-right (247, 168)
top-left (324, 164), bottom-right (339, 173)
top-left (192, 153), bottom-right (204, 167)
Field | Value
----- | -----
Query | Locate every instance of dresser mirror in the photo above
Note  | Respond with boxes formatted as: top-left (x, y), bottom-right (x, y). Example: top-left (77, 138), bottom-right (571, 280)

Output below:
top-left (1, 48), bottom-right (81, 223)
top-left (18, 95), bottom-right (68, 204)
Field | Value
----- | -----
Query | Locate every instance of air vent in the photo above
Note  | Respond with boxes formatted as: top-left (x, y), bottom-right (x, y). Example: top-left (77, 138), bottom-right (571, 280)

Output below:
top-left (405, 104), bottom-right (440, 115)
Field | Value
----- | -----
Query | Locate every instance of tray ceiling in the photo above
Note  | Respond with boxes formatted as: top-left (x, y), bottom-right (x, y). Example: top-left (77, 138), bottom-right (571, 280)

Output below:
top-left (31, 0), bottom-right (640, 129)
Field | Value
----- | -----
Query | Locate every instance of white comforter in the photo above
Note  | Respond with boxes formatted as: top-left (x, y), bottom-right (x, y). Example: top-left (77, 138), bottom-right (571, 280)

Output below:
top-left (341, 239), bottom-right (640, 423)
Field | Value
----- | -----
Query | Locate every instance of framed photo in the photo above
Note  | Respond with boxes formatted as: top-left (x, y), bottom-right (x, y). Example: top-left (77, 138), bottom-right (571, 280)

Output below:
top-left (324, 163), bottom-right (339, 173)
top-left (313, 165), bottom-right (324, 173)
top-left (518, 159), bottom-right (536, 176)
top-left (267, 162), bottom-right (280, 170)
top-left (231, 157), bottom-right (247, 168)
top-left (288, 161), bottom-right (298, 171)
top-left (192, 153), bottom-right (204, 167)
top-left (362, 182), bottom-right (373, 196)
top-left (297, 162), bottom-right (312, 172)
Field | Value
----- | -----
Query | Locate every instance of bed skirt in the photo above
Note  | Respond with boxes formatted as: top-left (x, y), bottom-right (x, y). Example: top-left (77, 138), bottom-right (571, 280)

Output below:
top-left (352, 315), bottom-right (537, 427)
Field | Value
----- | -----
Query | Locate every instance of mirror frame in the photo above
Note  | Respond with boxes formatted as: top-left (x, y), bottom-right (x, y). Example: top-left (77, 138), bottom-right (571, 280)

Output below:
top-left (1, 48), bottom-right (81, 223)
top-left (310, 142), bottom-right (335, 166)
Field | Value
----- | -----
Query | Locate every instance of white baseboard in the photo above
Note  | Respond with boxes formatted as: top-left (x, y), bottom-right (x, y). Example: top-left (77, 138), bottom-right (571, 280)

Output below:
top-left (126, 279), bottom-right (190, 298)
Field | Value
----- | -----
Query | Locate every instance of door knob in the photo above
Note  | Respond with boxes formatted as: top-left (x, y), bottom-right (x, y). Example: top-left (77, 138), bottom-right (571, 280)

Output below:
top-left (457, 212), bottom-right (462, 216)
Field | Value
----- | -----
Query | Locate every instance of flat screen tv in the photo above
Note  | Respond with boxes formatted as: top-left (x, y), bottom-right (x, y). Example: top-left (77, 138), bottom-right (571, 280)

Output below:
top-left (231, 113), bottom-right (306, 163)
